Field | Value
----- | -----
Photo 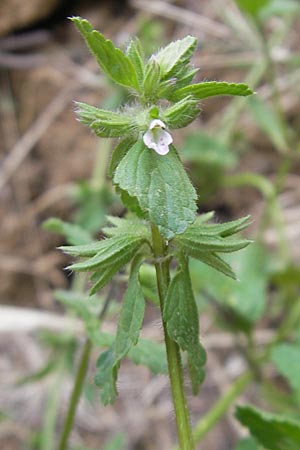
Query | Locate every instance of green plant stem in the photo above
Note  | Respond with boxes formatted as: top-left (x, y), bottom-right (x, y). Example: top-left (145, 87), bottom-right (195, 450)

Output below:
top-left (173, 371), bottom-right (253, 450)
top-left (151, 224), bottom-right (195, 450)
top-left (57, 338), bottom-right (92, 450)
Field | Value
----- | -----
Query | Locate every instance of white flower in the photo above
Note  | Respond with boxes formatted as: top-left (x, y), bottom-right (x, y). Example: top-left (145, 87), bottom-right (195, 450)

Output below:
top-left (143, 119), bottom-right (173, 156)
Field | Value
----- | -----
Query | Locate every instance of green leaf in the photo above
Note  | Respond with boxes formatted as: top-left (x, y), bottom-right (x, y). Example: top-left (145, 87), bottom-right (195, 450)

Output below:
top-left (128, 338), bottom-right (168, 374)
top-left (164, 258), bottom-right (206, 394)
top-left (94, 348), bottom-right (118, 405)
top-left (108, 137), bottom-right (136, 178)
top-left (76, 102), bottom-right (135, 138)
top-left (171, 81), bottom-right (253, 101)
top-left (184, 215), bottom-right (251, 238)
top-left (126, 37), bottom-right (144, 85)
top-left (176, 234), bottom-right (251, 254)
top-left (71, 17), bottom-right (139, 90)
top-left (234, 437), bottom-right (260, 450)
top-left (143, 57), bottom-right (161, 99)
top-left (114, 256), bottom-right (145, 361)
top-left (271, 343), bottom-right (300, 392)
top-left (154, 35), bottom-right (197, 79)
top-left (114, 140), bottom-right (197, 238)
top-left (62, 235), bottom-right (145, 270)
top-left (163, 96), bottom-right (201, 129)
top-left (42, 218), bottom-right (93, 245)
top-left (247, 96), bottom-right (288, 153)
top-left (235, 404), bottom-right (300, 450)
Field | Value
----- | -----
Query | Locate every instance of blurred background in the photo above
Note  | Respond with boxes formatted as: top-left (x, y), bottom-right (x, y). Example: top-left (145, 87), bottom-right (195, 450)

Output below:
top-left (0, 0), bottom-right (300, 449)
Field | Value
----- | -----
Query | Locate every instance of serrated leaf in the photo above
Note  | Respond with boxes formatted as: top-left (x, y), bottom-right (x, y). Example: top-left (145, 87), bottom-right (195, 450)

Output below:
top-left (71, 17), bottom-right (139, 90)
top-left (76, 102), bottom-right (135, 138)
top-left (185, 215), bottom-right (251, 238)
top-left (171, 81), bottom-right (253, 101)
top-left (164, 258), bottom-right (206, 394)
top-left (128, 338), bottom-right (168, 374)
top-left (63, 235), bottom-right (145, 270)
top-left (235, 404), bottom-right (300, 450)
top-left (114, 256), bottom-right (145, 361)
top-left (154, 35), bottom-right (197, 79)
top-left (163, 96), bottom-right (201, 129)
top-left (126, 37), bottom-right (144, 85)
top-left (114, 139), bottom-right (197, 238)
top-left (177, 234), bottom-right (251, 254)
top-left (108, 137), bottom-right (136, 177)
top-left (94, 348), bottom-right (118, 405)
top-left (247, 96), bottom-right (288, 153)
top-left (42, 218), bottom-right (93, 245)
top-left (271, 343), bottom-right (300, 392)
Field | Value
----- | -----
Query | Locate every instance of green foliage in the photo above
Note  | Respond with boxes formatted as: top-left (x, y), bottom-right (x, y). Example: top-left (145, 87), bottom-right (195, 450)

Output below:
top-left (171, 81), bottom-right (253, 102)
top-left (174, 215), bottom-right (251, 280)
top-left (128, 338), bottom-right (167, 374)
top-left (164, 257), bottom-right (206, 394)
top-left (76, 102), bottom-right (135, 138)
top-left (126, 38), bottom-right (144, 84)
top-left (114, 256), bottom-right (145, 361)
top-left (162, 96), bottom-right (201, 129)
top-left (42, 218), bottom-right (93, 245)
top-left (143, 57), bottom-right (161, 99)
top-left (271, 343), bottom-right (300, 392)
top-left (71, 17), bottom-right (139, 91)
top-left (114, 140), bottom-right (197, 238)
top-left (235, 404), bottom-right (300, 450)
top-left (62, 235), bottom-right (146, 268)
top-left (154, 35), bottom-right (197, 80)
top-left (108, 138), bottom-right (136, 178)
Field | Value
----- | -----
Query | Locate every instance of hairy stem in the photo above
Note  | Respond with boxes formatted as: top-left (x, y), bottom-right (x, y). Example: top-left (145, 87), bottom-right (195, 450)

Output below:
top-left (151, 224), bottom-right (195, 450)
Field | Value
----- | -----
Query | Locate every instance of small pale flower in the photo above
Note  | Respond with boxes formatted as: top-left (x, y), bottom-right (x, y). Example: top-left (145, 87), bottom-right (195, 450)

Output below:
top-left (143, 119), bottom-right (173, 155)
